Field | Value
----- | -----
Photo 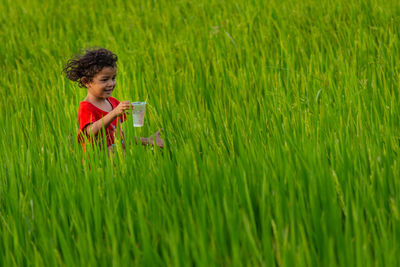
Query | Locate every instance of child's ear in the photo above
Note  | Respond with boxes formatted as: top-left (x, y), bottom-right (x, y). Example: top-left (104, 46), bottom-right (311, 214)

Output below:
top-left (81, 77), bottom-right (88, 87)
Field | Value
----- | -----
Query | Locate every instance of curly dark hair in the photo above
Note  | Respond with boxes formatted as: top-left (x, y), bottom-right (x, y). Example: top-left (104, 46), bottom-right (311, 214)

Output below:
top-left (63, 47), bottom-right (118, 88)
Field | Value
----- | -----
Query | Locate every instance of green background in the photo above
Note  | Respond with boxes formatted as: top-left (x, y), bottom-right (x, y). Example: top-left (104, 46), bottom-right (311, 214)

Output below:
top-left (1, 0), bottom-right (399, 265)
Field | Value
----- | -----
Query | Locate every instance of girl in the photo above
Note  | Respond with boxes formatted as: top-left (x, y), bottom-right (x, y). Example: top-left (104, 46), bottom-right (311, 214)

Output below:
top-left (63, 47), bottom-right (163, 152)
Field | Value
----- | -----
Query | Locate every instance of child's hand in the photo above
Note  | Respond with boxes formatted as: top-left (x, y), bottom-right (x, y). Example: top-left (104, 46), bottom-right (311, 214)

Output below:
top-left (113, 101), bottom-right (134, 117)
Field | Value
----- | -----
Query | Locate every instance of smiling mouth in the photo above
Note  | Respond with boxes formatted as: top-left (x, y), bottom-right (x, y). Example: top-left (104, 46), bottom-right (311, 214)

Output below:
top-left (104, 89), bottom-right (113, 93)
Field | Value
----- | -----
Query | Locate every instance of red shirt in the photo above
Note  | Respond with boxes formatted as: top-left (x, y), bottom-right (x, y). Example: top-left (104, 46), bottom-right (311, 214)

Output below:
top-left (78, 97), bottom-right (126, 150)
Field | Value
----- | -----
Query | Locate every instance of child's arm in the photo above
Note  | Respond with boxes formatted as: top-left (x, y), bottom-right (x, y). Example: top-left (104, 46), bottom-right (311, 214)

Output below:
top-left (115, 130), bottom-right (162, 149)
top-left (84, 101), bottom-right (132, 137)
top-left (135, 129), bottom-right (164, 148)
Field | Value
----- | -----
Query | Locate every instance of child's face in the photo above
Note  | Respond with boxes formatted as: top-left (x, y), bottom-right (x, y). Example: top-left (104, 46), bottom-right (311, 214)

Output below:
top-left (85, 66), bottom-right (117, 100)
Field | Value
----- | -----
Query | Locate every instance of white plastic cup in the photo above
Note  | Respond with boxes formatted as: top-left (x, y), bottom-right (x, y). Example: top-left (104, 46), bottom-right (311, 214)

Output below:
top-left (131, 102), bottom-right (146, 127)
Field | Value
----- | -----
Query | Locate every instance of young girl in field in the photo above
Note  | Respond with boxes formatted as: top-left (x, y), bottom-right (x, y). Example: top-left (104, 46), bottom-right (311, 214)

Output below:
top-left (63, 47), bottom-right (163, 152)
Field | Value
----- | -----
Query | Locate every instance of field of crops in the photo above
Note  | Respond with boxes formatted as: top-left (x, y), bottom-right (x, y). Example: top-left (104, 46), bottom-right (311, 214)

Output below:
top-left (1, 0), bottom-right (400, 265)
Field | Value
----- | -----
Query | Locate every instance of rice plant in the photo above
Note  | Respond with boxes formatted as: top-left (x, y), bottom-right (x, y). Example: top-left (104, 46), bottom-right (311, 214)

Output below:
top-left (1, 0), bottom-right (399, 265)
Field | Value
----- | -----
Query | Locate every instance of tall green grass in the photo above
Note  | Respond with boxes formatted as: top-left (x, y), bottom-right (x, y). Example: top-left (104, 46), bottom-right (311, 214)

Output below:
top-left (1, 0), bottom-right (400, 265)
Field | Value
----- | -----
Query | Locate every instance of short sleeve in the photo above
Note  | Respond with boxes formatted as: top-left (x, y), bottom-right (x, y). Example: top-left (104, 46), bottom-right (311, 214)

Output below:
top-left (77, 103), bottom-right (98, 142)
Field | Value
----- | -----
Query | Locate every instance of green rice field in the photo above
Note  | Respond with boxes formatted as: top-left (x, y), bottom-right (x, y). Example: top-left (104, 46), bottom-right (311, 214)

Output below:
top-left (1, 0), bottom-right (400, 265)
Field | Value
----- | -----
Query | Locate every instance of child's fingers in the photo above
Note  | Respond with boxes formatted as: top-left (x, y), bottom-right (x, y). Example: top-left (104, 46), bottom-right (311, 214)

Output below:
top-left (122, 103), bottom-right (131, 110)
